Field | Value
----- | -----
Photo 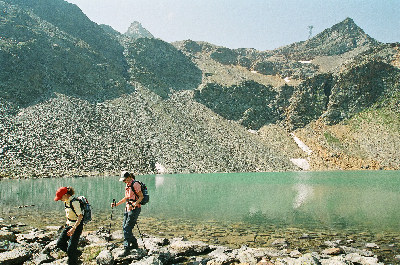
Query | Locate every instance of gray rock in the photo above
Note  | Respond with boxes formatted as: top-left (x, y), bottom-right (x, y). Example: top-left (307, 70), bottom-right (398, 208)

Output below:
top-left (112, 248), bottom-right (147, 263)
top-left (96, 249), bottom-right (114, 265)
top-left (169, 239), bottom-right (210, 256)
top-left (207, 246), bottom-right (237, 264)
top-left (345, 253), bottom-right (383, 265)
top-left (289, 250), bottom-right (302, 258)
top-left (321, 247), bottom-right (343, 255)
top-left (272, 238), bottom-right (288, 247)
top-left (0, 247), bottom-right (32, 265)
top-left (365, 243), bottom-right (379, 249)
top-left (41, 240), bottom-right (58, 254)
top-left (320, 256), bottom-right (348, 265)
top-left (340, 246), bottom-right (373, 257)
top-left (276, 253), bottom-right (321, 265)
top-left (141, 237), bottom-right (170, 253)
top-left (0, 231), bottom-right (17, 242)
top-left (32, 253), bottom-right (55, 265)
top-left (323, 240), bottom-right (341, 248)
top-left (17, 230), bottom-right (56, 244)
top-left (130, 255), bottom-right (163, 265)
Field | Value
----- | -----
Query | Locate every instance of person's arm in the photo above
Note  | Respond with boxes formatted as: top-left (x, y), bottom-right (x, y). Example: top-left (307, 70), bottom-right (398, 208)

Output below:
top-left (67, 214), bottom-right (83, 236)
top-left (111, 197), bottom-right (127, 208)
top-left (130, 182), bottom-right (144, 208)
top-left (132, 191), bottom-right (144, 208)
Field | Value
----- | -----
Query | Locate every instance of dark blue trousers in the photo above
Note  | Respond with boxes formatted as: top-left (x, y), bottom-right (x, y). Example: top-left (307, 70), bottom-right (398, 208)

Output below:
top-left (56, 222), bottom-right (83, 265)
top-left (123, 207), bottom-right (141, 249)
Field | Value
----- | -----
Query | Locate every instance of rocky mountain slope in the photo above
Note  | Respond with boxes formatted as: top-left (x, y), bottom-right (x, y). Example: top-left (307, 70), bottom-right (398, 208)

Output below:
top-left (125, 21), bottom-right (154, 40)
top-left (0, 0), bottom-right (399, 178)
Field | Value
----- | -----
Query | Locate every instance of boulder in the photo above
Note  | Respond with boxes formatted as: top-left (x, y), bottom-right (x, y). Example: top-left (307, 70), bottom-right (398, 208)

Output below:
top-left (16, 230), bottom-right (56, 244)
top-left (96, 249), bottom-right (114, 265)
top-left (0, 247), bottom-right (32, 265)
top-left (169, 239), bottom-right (210, 256)
top-left (32, 253), bottom-right (55, 265)
top-left (340, 246), bottom-right (373, 257)
top-left (321, 247), bottom-right (343, 255)
top-left (365, 243), bottom-right (379, 249)
top-left (345, 253), bottom-right (383, 265)
top-left (0, 231), bottom-right (17, 242)
top-left (112, 248), bottom-right (146, 263)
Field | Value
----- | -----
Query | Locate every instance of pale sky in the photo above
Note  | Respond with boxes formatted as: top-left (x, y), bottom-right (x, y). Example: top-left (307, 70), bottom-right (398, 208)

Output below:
top-left (65, 0), bottom-right (400, 51)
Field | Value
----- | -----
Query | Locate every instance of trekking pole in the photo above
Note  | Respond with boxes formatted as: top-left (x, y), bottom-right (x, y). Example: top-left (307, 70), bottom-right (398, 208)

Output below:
top-left (108, 199), bottom-right (116, 243)
top-left (136, 223), bottom-right (148, 252)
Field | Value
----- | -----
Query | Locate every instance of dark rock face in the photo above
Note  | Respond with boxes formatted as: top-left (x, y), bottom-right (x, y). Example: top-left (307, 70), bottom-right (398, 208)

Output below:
top-left (0, 0), bottom-right (131, 106)
top-left (194, 81), bottom-right (278, 130)
top-left (324, 61), bottom-right (400, 124)
top-left (124, 38), bottom-right (203, 98)
top-left (284, 74), bottom-right (334, 130)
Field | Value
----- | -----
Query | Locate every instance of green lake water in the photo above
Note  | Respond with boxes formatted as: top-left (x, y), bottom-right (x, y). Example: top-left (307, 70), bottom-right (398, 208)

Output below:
top-left (1, 170), bottom-right (399, 233)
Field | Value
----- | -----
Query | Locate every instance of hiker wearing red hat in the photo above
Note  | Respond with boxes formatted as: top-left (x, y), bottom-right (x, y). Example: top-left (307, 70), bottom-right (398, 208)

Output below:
top-left (54, 187), bottom-right (83, 265)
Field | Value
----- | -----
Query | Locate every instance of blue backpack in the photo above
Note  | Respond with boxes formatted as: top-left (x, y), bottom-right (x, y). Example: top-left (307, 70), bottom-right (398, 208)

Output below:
top-left (68, 196), bottom-right (92, 224)
top-left (130, 180), bottom-right (149, 205)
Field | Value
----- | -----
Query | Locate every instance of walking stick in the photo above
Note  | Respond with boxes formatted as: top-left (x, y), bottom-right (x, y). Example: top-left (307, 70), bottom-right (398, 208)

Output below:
top-left (136, 223), bottom-right (148, 252)
top-left (108, 199), bottom-right (116, 243)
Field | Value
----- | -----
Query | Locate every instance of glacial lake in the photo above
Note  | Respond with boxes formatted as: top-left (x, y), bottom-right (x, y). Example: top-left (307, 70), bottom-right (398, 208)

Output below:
top-left (1, 170), bottom-right (399, 233)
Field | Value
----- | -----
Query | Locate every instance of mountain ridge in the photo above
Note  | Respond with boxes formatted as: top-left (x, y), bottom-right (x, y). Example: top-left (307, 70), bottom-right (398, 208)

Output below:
top-left (0, 0), bottom-right (399, 178)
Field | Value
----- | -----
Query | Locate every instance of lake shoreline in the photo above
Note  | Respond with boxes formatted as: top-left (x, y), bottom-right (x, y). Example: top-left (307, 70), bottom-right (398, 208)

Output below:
top-left (1, 212), bottom-right (399, 264)
top-left (1, 219), bottom-right (398, 264)
top-left (1, 168), bottom-right (396, 180)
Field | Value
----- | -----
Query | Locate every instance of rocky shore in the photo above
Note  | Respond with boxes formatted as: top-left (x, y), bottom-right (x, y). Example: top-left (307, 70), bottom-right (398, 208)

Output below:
top-left (1, 220), bottom-right (397, 265)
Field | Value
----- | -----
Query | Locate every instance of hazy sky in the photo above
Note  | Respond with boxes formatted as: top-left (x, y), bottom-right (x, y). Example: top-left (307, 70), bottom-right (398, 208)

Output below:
top-left (65, 0), bottom-right (399, 51)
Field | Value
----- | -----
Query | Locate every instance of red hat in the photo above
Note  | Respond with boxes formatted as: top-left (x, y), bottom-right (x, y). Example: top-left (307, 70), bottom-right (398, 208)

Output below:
top-left (54, 187), bottom-right (68, 201)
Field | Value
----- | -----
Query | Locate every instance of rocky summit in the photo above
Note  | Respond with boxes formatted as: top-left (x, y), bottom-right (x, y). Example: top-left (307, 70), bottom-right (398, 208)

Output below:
top-left (0, 0), bottom-right (399, 178)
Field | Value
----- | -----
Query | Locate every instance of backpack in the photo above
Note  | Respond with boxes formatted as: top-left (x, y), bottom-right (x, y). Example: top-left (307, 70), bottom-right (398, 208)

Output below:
top-left (68, 196), bottom-right (92, 224)
top-left (130, 180), bottom-right (149, 205)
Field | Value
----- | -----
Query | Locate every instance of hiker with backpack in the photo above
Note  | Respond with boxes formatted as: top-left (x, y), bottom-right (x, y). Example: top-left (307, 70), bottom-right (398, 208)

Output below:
top-left (111, 171), bottom-right (144, 256)
top-left (54, 186), bottom-right (85, 265)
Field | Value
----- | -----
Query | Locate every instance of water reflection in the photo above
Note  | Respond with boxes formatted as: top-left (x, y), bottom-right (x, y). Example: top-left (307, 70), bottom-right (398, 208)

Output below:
top-left (155, 175), bottom-right (165, 188)
top-left (292, 183), bottom-right (314, 209)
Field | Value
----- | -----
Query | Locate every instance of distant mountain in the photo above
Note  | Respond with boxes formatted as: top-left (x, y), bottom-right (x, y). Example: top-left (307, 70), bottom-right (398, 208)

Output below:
top-left (274, 17), bottom-right (379, 60)
top-left (0, 0), bottom-right (399, 178)
top-left (124, 21), bottom-right (154, 39)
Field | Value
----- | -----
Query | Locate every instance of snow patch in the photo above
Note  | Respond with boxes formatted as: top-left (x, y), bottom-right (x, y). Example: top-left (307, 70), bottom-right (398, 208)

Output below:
top-left (290, 158), bottom-right (310, 171)
top-left (290, 133), bottom-right (312, 155)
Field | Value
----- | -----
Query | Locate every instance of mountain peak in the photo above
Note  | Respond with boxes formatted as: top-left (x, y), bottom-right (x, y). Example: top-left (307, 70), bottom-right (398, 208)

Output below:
top-left (275, 18), bottom-right (378, 59)
top-left (124, 21), bottom-right (154, 39)
top-left (329, 17), bottom-right (363, 35)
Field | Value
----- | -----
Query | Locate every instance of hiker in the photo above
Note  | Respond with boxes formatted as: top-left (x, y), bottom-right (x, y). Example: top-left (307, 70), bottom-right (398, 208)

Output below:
top-left (111, 171), bottom-right (144, 256)
top-left (54, 186), bottom-right (83, 265)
